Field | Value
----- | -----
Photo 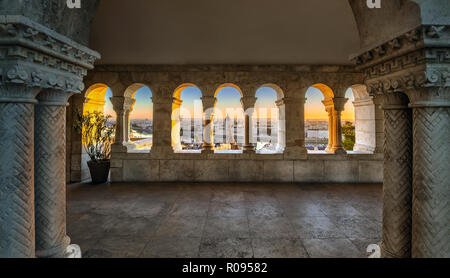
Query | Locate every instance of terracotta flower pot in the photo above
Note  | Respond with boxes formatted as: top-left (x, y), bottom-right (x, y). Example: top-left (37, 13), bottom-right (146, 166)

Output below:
top-left (87, 160), bottom-right (110, 184)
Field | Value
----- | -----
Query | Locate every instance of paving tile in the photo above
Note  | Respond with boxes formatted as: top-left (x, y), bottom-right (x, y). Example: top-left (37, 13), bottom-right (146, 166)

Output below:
top-left (330, 216), bottom-right (382, 239)
top-left (168, 200), bottom-right (210, 217)
top-left (155, 216), bottom-right (206, 238)
top-left (67, 182), bottom-right (383, 258)
top-left (199, 238), bottom-right (253, 258)
top-left (252, 238), bottom-right (309, 258)
top-left (248, 216), bottom-right (297, 239)
top-left (290, 216), bottom-right (346, 239)
top-left (208, 201), bottom-right (247, 217)
top-left (203, 216), bottom-right (250, 238)
top-left (302, 238), bottom-right (361, 258)
top-left (141, 236), bottom-right (202, 258)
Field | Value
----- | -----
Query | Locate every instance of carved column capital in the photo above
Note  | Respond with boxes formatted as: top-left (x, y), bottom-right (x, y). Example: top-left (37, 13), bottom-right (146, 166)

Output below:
top-left (36, 89), bottom-right (73, 106)
top-left (110, 96), bottom-right (136, 113)
top-left (0, 16), bottom-right (100, 94)
top-left (333, 97), bottom-right (348, 112)
top-left (240, 96), bottom-right (257, 111)
top-left (201, 96), bottom-right (217, 110)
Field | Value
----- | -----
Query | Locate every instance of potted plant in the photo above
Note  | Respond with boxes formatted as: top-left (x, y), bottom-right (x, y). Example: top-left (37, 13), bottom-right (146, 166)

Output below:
top-left (74, 111), bottom-right (115, 184)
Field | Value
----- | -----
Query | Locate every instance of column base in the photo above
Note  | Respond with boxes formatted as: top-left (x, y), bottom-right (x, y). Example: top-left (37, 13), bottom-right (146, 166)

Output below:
top-left (151, 145), bottom-right (174, 157)
top-left (111, 143), bottom-right (128, 153)
top-left (65, 244), bottom-right (82, 258)
top-left (36, 236), bottom-right (71, 258)
top-left (202, 143), bottom-right (214, 154)
top-left (380, 241), bottom-right (406, 258)
top-left (333, 147), bottom-right (347, 155)
top-left (201, 148), bottom-right (214, 154)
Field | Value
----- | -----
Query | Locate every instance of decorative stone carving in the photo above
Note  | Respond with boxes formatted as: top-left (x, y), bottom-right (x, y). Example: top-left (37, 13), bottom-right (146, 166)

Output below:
top-left (332, 97), bottom-right (348, 155)
top-left (34, 89), bottom-right (73, 258)
top-left (380, 93), bottom-right (413, 258)
top-left (407, 88), bottom-right (450, 258)
top-left (0, 16), bottom-right (100, 258)
top-left (110, 96), bottom-right (136, 153)
top-left (357, 22), bottom-right (450, 258)
top-left (0, 16), bottom-right (100, 93)
top-left (0, 84), bottom-right (41, 258)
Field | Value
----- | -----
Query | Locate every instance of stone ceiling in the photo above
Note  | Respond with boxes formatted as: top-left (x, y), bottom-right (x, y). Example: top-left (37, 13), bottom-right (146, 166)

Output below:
top-left (90, 0), bottom-right (360, 65)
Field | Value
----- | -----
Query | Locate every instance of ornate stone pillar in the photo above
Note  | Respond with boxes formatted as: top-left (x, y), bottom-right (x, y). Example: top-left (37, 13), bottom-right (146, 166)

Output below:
top-left (276, 98), bottom-right (286, 152)
top-left (380, 93), bottom-right (413, 258)
top-left (407, 88), bottom-right (450, 258)
top-left (0, 84), bottom-right (40, 258)
top-left (283, 94), bottom-right (307, 159)
top-left (124, 109), bottom-right (132, 143)
top-left (110, 96), bottom-right (135, 153)
top-left (171, 98), bottom-right (183, 152)
top-left (0, 13), bottom-right (99, 259)
top-left (354, 13), bottom-right (450, 259)
top-left (373, 94), bottom-right (385, 154)
top-left (152, 84), bottom-right (175, 156)
top-left (322, 100), bottom-right (335, 153)
top-left (201, 96), bottom-right (216, 153)
top-left (332, 97), bottom-right (348, 154)
top-left (34, 89), bottom-right (74, 258)
top-left (241, 96), bottom-right (257, 153)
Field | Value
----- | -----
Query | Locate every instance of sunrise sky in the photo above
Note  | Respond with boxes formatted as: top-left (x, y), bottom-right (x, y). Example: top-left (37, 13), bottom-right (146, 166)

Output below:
top-left (104, 86), bottom-right (355, 121)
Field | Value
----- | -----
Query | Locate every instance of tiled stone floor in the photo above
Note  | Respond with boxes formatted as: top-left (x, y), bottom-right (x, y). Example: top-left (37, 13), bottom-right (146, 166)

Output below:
top-left (67, 182), bottom-right (382, 258)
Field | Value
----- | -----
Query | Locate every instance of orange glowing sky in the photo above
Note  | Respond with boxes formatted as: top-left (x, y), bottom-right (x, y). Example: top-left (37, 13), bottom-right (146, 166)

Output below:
top-left (104, 86), bottom-right (355, 121)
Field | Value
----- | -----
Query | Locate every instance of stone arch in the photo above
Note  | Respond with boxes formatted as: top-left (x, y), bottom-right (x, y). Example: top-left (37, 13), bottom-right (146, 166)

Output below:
top-left (305, 84), bottom-right (336, 153)
top-left (172, 83), bottom-right (203, 152)
top-left (214, 83), bottom-right (244, 98)
top-left (122, 83), bottom-right (153, 152)
top-left (83, 83), bottom-right (110, 113)
top-left (213, 83), bottom-right (245, 152)
top-left (254, 84), bottom-right (286, 153)
top-left (347, 84), bottom-right (377, 153)
top-left (258, 83), bottom-right (284, 101)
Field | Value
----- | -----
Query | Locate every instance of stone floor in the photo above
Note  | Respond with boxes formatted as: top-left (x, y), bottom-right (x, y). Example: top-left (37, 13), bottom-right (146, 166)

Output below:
top-left (67, 182), bottom-right (382, 258)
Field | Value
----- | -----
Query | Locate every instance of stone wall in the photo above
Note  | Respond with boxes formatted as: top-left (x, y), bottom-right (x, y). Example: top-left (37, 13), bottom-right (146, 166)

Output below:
top-left (111, 153), bottom-right (383, 183)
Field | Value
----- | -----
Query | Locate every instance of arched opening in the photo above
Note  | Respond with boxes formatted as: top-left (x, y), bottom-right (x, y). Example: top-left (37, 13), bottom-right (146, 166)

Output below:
top-left (84, 83), bottom-right (116, 137)
top-left (172, 84), bottom-right (203, 153)
top-left (125, 84), bottom-right (153, 153)
top-left (214, 84), bottom-right (244, 153)
top-left (342, 88), bottom-right (356, 151)
top-left (80, 83), bottom-right (115, 180)
top-left (254, 85), bottom-right (284, 154)
top-left (304, 84), bottom-right (334, 153)
top-left (346, 85), bottom-right (376, 153)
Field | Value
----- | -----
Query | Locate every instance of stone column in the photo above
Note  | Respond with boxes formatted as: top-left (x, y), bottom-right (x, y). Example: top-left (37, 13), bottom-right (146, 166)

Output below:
top-left (283, 96), bottom-right (307, 159)
top-left (332, 97), bottom-right (348, 154)
top-left (202, 96), bottom-right (216, 153)
top-left (171, 98), bottom-right (183, 152)
top-left (124, 109), bottom-right (132, 143)
top-left (380, 92), bottom-right (413, 258)
top-left (152, 86), bottom-right (174, 156)
top-left (0, 84), bottom-right (40, 258)
top-left (34, 89), bottom-right (74, 258)
top-left (408, 88), bottom-right (450, 258)
top-left (241, 96), bottom-right (257, 153)
top-left (110, 97), bottom-right (135, 153)
top-left (69, 94), bottom-right (86, 182)
top-left (276, 99), bottom-right (286, 151)
top-left (373, 94), bottom-right (385, 154)
top-left (322, 101), bottom-right (335, 153)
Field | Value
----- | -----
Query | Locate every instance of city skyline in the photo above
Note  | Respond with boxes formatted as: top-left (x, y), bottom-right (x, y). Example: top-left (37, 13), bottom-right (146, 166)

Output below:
top-left (104, 86), bottom-right (356, 121)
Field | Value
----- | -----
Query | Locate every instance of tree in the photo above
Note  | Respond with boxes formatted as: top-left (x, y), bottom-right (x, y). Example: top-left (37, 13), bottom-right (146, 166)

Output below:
top-left (342, 121), bottom-right (355, 151)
